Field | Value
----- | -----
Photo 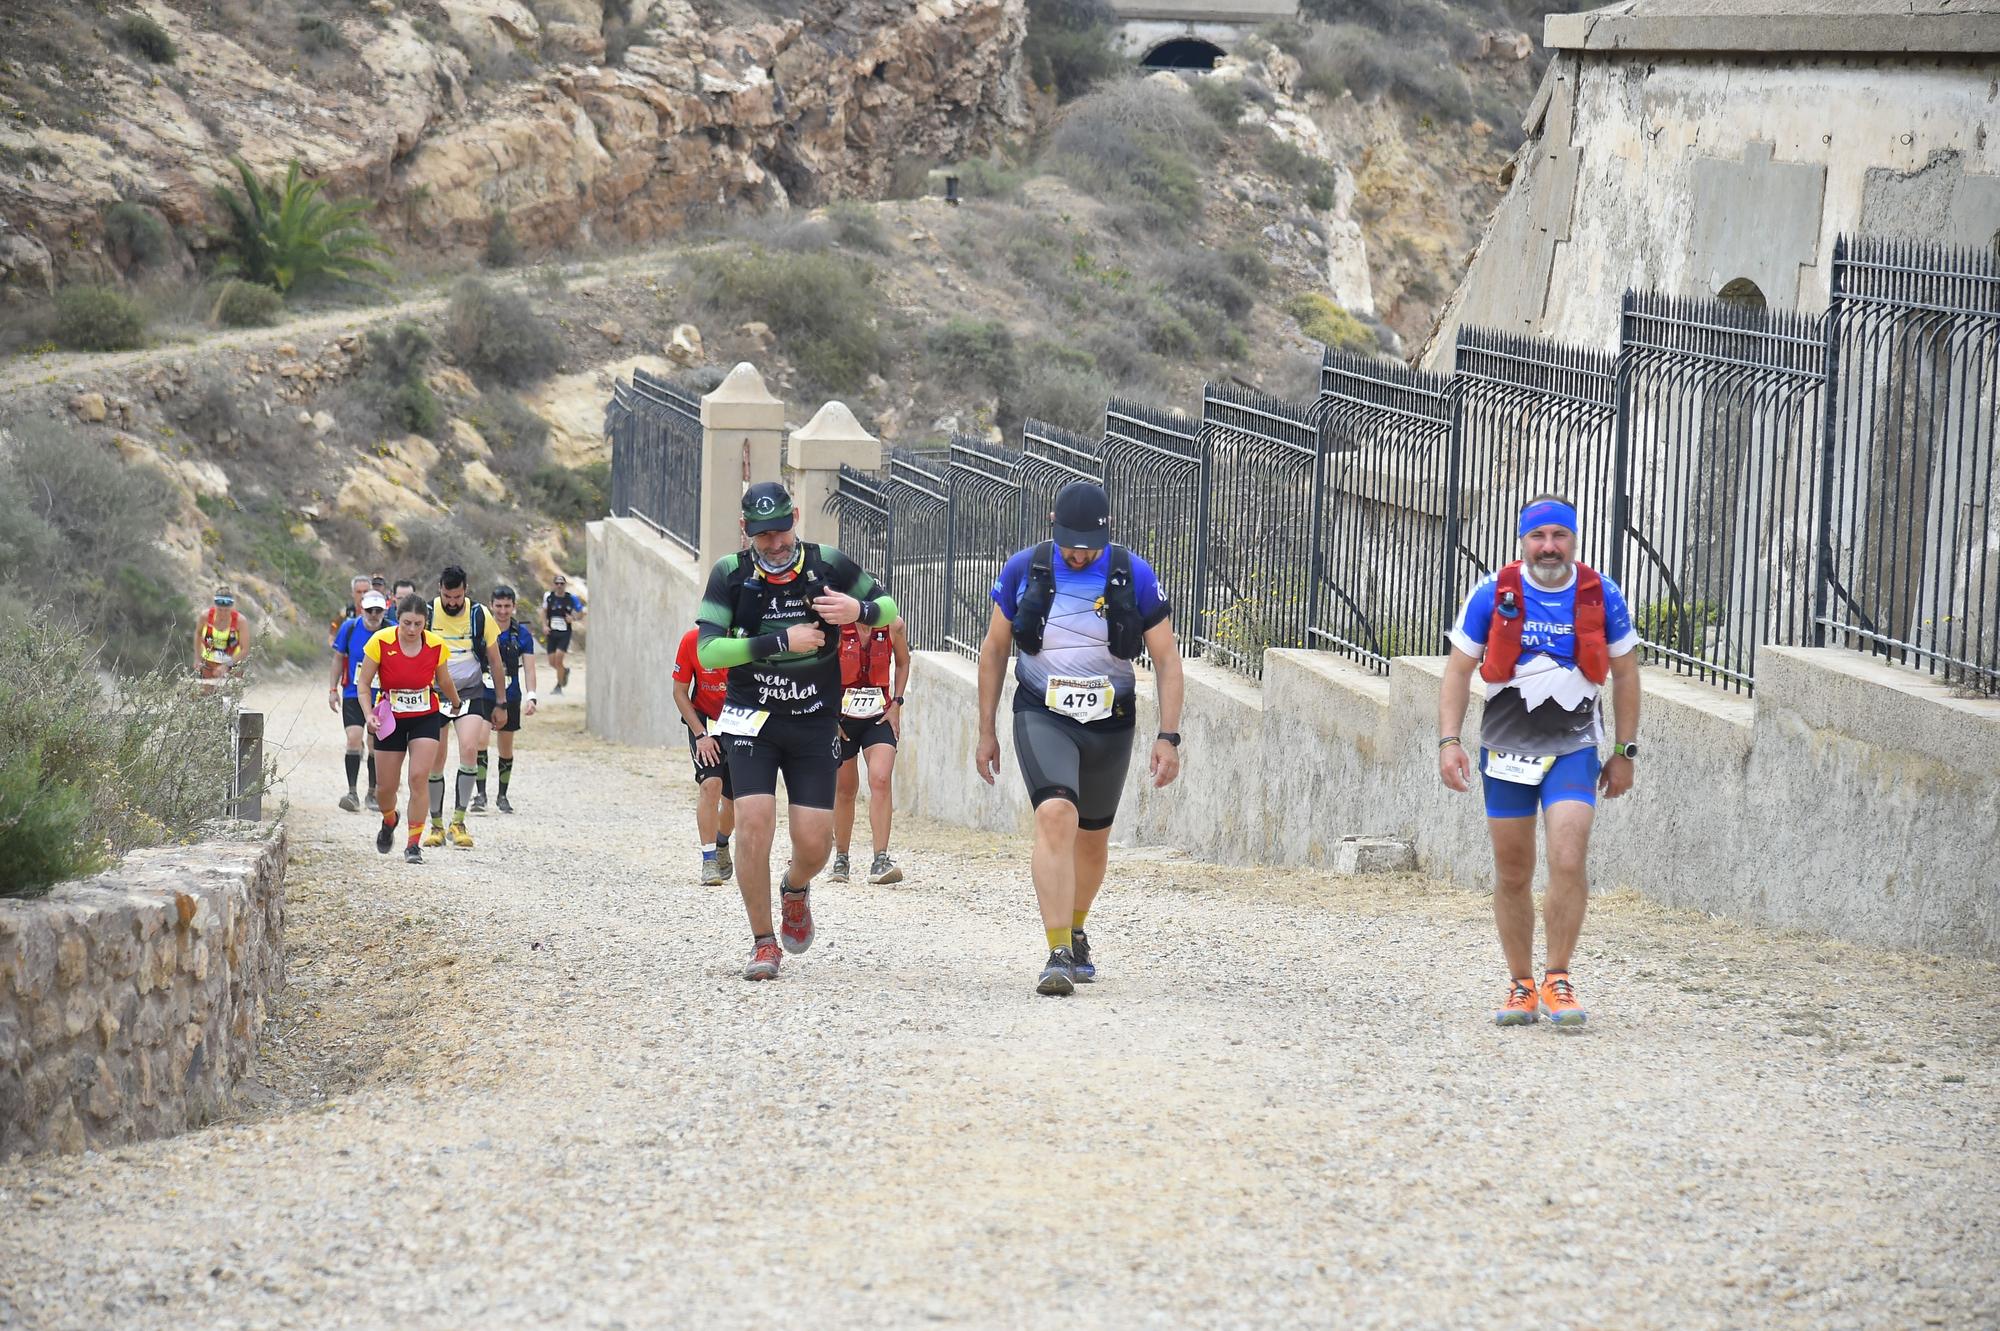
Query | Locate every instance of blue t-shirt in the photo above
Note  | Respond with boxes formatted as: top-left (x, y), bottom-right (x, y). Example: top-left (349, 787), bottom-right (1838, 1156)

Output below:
top-left (1447, 565), bottom-right (1639, 756)
top-left (331, 615), bottom-right (376, 698)
top-left (991, 545), bottom-right (1170, 729)
top-left (496, 623), bottom-right (536, 702)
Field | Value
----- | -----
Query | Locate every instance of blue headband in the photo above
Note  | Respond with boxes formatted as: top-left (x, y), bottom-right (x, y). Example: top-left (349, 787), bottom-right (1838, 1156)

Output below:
top-left (1518, 500), bottom-right (1577, 538)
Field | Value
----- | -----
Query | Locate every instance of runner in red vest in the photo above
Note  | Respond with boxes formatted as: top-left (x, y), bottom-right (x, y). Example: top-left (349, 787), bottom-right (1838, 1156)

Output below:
top-left (672, 624), bottom-right (736, 886)
top-left (1436, 494), bottom-right (1643, 1028)
top-left (196, 587), bottom-right (248, 683)
top-left (828, 615), bottom-right (911, 886)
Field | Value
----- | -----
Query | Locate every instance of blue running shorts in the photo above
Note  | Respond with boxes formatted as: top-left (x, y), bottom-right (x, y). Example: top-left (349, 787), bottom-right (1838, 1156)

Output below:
top-left (1480, 746), bottom-right (1600, 819)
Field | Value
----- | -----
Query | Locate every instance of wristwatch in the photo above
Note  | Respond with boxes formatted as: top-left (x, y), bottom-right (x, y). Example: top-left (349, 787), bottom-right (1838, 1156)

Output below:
top-left (1158, 731), bottom-right (1182, 747)
top-left (892, 695), bottom-right (906, 705)
top-left (1613, 741), bottom-right (1640, 759)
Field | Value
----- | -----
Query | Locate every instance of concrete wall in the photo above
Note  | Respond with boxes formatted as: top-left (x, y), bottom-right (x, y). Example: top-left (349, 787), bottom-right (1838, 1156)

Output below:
top-left (896, 644), bottom-right (2000, 960)
top-left (0, 829), bottom-right (287, 1158)
top-left (585, 517), bottom-right (706, 749)
top-left (1429, 45), bottom-right (2000, 360)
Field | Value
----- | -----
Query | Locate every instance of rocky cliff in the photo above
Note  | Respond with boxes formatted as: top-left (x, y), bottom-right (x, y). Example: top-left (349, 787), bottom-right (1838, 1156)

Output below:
top-left (0, 0), bottom-right (1027, 292)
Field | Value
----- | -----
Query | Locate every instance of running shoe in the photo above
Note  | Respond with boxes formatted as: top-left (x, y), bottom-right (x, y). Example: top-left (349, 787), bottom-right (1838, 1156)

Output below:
top-left (1539, 971), bottom-right (1589, 1027)
top-left (779, 886), bottom-right (815, 954)
top-left (374, 814), bottom-right (398, 855)
top-left (867, 852), bottom-right (903, 885)
top-left (469, 792), bottom-right (487, 814)
top-left (714, 843), bottom-right (731, 878)
top-left (1036, 947), bottom-right (1077, 997)
top-left (365, 791), bottom-right (379, 812)
top-left (743, 939), bottom-right (782, 981)
top-left (1070, 927), bottom-right (1095, 983)
top-left (701, 857), bottom-right (724, 887)
top-left (338, 791), bottom-right (360, 813)
top-left (496, 794), bottom-right (514, 814)
top-left (1494, 979), bottom-right (1540, 1026)
top-left (423, 821), bottom-right (447, 848)
top-left (404, 843), bottom-right (423, 864)
top-left (448, 821), bottom-right (474, 849)
top-left (827, 852), bottom-right (850, 883)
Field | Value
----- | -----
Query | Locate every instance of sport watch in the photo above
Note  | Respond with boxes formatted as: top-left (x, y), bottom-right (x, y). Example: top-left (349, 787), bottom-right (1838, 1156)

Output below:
top-left (1613, 741), bottom-right (1640, 759)
top-left (1158, 731), bottom-right (1182, 747)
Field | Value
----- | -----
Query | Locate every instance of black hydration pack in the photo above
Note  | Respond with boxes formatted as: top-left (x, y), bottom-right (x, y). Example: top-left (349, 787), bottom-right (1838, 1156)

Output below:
top-left (1012, 541), bottom-right (1145, 660)
top-left (728, 543), bottom-right (834, 638)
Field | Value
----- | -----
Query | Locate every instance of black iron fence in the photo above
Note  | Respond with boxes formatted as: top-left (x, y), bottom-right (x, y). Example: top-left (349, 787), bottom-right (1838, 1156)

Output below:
top-left (606, 367), bottom-right (703, 554)
top-left (623, 234), bottom-right (1998, 695)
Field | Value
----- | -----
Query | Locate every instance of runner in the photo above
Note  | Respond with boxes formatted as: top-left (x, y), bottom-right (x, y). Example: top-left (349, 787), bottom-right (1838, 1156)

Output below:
top-left (543, 574), bottom-right (585, 695)
top-left (1437, 494), bottom-right (1642, 1028)
top-left (195, 587), bottom-right (248, 684)
top-left (392, 578), bottom-right (417, 602)
top-left (695, 482), bottom-right (898, 981)
top-left (328, 574), bottom-right (369, 649)
top-left (329, 590), bottom-right (389, 811)
top-left (672, 623), bottom-right (735, 887)
top-left (422, 566), bottom-right (501, 849)
top-left (354, 594), bottom-right (461, 864)
top-left (975, 480), bottom-right (1183, 997)
top-left (828, 615), bottom-right (911, 886)
top-left (473, 586), bottom-right (538, 814)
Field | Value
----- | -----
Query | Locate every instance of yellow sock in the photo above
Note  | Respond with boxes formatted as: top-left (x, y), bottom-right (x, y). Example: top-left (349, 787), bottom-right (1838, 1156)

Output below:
top-left (1046, 926), bottom-right (1072, 952)
top-left (1072, 908), bottom-right (1089, 930)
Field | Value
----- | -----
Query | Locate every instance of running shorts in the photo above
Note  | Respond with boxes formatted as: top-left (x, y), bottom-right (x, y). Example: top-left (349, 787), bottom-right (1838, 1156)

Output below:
top-left (723, 712), bottom-right (839, 809)
top-left (374, 711), bottom-right (445, 752)
top-left (341, 696), bottom-right (367, 730)
top-left (837, 715), bottom-right (897, 764)
top-left (545, 630), bottom-right (573, 653)
top-left (687, 725), bottom-right (734, 798)
top-left (495, 698), bottom-right (523, 733)
top-left (1012, 709), bottom-right (1134, 832)
top-left (1480, 746), bottom-right (1600, 819)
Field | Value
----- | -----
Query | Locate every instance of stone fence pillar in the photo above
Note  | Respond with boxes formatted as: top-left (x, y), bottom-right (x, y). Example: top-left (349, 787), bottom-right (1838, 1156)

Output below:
top-left (698, 363), bottom-right (786, 574)
top-left (787, 401), bottom-right (882, 547)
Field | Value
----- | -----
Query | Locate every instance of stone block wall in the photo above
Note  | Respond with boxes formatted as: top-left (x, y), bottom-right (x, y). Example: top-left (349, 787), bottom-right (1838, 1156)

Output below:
top-left (0, 829), bottom-right (287, 1158)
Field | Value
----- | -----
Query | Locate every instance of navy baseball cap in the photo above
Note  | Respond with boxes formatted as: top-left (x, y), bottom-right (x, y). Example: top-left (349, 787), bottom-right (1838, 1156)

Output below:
top-left (1052, 481), bottom-right (1110, 550)
top-left (742, 482), bottom-right (795, 535)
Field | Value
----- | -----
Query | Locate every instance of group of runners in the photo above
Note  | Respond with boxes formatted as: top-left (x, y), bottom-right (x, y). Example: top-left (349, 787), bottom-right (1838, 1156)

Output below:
top-left (669, 477), bottom-right (1640, 1020)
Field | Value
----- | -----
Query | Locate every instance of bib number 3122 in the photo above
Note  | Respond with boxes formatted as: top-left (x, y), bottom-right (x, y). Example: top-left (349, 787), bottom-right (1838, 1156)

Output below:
top-left (1484, 750), bottom-right (1557, 786)
top-left (1045, 675), bottom-right (1113, 724)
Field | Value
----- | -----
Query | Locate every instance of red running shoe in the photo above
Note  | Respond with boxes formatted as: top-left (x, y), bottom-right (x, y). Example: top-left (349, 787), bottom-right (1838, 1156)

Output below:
top-left (743, 939), bottom-right (782, 981)
top-left (779, 886), bottom-right (815, 955)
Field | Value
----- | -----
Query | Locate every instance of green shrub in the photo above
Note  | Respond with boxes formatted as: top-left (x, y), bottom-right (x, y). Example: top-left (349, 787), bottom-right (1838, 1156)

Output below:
top-left (1142, 302), bottom-right (1201, 358)
top-left (167, 371), bottom-right (242, 443)
top-left (1005, 356), bottom-right (1114, 438)
top-left (1045, 80), bottom-right (1219, 232)
top-left (118, 12), bottom-right (175, 63)
top-left (1221, 243), bottom-right (1272, 289)
top-left (53, 285), bottom-right (147, 351)
top-left (104, 201), bottom-right (169, 267)
top-left (0, 618), bottom-right (241, 898)
top-left (483, 210), bottom-right (521, 269)
top-left (1158, 253), bottom-right (1259, 320)
top-left (527, 461), bottom-right (611, 525)
top-left (1190, 76), bottom-right (1246, 126)
top-left (1260, 136), bottom-right (1334, 187)
top-left (212, 156), bottom-right (392, 294)
top-left (363, 322), bottom-right (444, 437)
top-left (1023, 0), bottom-right (1125, 100)
top-left (213, 278), bottom-right (283, 328)
top-left (685, 248), bottom-right (884, 394)
top-left (394, 514), bottom-right (502, 596)
top-left (1291, 21), bottom-right (1474, 122)
top-left (467, 392), bottom-right (551, 474)
top-left (926, 318), bottom-right (1019, 397)
top-left (447, 277), bottom-right (562, 386)
top-left (298, 14), bottom-right (344, 52)
top-left (951, 157), bottom-right (1024, 200)
top-left (387, 381), bottom-right (443, 435)
top-left (827, 202), bottom-right (891, 254)
top-left (1285, 292), bottom-right (1377, 352)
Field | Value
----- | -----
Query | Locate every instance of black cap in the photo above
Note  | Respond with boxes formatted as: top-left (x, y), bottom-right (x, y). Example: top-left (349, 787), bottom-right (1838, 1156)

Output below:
top-left (742, 481), bottom-right (795, 535)
top-left (1052, 481), bottom-right (1110, 550)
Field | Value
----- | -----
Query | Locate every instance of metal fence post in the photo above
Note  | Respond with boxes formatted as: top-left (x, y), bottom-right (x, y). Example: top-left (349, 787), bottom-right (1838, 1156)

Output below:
top-left (230, 710), bottom-right (263, 821)
top-left (1610, 290), bottom-right (1635, 587)
top-left (1437, 373), bottom-right (1467, 652)
top-left (1813, 235), bottom-right (1848, 649)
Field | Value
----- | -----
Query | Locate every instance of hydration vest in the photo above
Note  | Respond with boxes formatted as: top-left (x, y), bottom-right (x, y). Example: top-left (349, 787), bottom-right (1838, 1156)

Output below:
top-left (1011, 542), bottom-right (1145, 660)
top-left (200, 607), bottom-right (240, 663)
top-left (425, 599), bottom-right (494, 675)
top-left (839, 623), bottom-right (893, 688)
top-left (727, 544), bottom-right (834, 640)
top-left (1480, 561), bottom-right (1609, 685)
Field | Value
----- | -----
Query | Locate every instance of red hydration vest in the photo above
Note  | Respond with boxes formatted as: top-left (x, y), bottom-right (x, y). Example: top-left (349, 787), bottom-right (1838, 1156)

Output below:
top-left (1479, 561), bottom-right (1609, 685)
top-left (839, 623), bottom-right (892, 688)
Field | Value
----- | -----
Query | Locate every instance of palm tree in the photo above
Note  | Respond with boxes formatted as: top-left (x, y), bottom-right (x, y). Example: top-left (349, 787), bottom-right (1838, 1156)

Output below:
top-left (211, 156), bottom-right (392, 294)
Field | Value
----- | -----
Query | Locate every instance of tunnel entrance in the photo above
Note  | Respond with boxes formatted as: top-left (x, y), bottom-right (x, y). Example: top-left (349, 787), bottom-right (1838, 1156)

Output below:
top-left (1141, 37), bottom-right (1225, 70)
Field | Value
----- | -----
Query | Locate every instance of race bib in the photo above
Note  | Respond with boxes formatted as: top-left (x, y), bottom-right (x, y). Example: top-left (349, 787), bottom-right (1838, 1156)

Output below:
top-left (481, 672), bottom-right (495, 690)
top-left (715, 705), bottom-right (770, 737)
top-left (1484, 750), bottom-right (1557, 786)
top-left (842, 687), bottom-right (886, 719)
top-left (550, 616), bottom-right (568, 632)
top-left (1045, 674), bottom-right (1113, 723)
top-left (389, 688), bottom-right (431, 715)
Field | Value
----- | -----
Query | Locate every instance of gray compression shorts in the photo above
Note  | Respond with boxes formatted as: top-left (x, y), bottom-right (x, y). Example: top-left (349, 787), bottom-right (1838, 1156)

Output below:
top-left (1012, 708), bottom-right (1134, 832)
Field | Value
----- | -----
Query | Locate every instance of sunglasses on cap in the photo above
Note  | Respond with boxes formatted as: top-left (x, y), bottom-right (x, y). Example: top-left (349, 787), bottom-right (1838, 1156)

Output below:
top-left (214, 596), bottom-right (235, 606)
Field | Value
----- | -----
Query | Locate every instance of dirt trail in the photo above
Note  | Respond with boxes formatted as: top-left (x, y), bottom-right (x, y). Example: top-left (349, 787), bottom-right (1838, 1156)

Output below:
top-left (1, 673), bottom-right (1995, 1330)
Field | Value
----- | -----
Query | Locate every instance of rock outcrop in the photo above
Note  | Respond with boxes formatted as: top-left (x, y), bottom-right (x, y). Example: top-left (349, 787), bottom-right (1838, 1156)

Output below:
top-left (0, 0), bottom-right (1027, 287)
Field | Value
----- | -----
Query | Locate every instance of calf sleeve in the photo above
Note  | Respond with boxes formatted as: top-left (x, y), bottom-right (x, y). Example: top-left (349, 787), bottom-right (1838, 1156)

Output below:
top-left (498, 756), bottom-right (514, 797)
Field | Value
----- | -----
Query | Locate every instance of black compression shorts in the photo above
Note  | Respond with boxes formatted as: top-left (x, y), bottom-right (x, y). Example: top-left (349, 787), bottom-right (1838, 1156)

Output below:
top-left (837, 714), bottom-right (897, 764)
top-left (723, 712), bottom-right (840, 809)
top-left (1012, 708), bottom-right (1134, 831)
top-left (373, 711), bottom-right (445, 753)
top-left (495, 697), bottom-right (523, 733)
top-left (687, 725), bottom-right (733, 798)
top-left (341, 696), bottom-right (368, 730)
top-left (545, 630), bottom-right (573, 652)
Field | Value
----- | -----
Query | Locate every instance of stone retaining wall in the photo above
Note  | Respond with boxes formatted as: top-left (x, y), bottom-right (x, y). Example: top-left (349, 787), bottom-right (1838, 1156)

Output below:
top-left (0, 829), bottom-right (287, 1158)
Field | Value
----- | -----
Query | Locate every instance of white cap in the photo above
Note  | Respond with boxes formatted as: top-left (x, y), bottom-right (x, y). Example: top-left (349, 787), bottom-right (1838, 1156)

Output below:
top-left (361, 592), bottom-right (388, 610)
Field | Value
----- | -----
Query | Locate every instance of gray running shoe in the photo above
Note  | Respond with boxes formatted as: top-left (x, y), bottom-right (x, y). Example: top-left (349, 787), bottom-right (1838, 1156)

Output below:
top-left (338, 791), bottom-right (360, 813)
top-left (701, 857), bottom-right (724, 887)
top-left (365, 790), bottom-right (379, 812)
top-left (496, 794), bottom-right (514, 813)
top-left (404, 844), bottom-right (423, 865)
top-left (867, 851), bottom-right (903, 885)
top-left (827, 852), bottom-right (850, 883)
top-left (469, 792), bottom-right (487, 814)
top-left (1070, 927), bottom-right (1095, 983)
top-left (1036, 947), bottom-right (1076, 997)
top-left (715, 843), bottom-right (732, 878)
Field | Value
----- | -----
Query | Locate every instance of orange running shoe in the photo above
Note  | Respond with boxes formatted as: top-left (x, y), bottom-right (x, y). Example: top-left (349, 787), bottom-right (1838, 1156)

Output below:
top-left (743, 938), bottom-right (783, 981)
top-left (1539, 970), bottom-right (1588, 1026)
top-left (1494, 978), bottom-right (1540, 1026)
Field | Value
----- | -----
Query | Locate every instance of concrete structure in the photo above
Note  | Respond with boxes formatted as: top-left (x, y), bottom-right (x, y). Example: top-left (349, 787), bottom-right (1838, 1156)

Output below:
top-left (0, 829), bottom-right (288, 1158)
top-left (696, 362), bottom-right (786, 575)
top-left (786, 401), bottom-right (881, 535)
top-left (1107, 0), bottom-right (1297, 67)
top-left (584, 517), bottom-right (707, 750)
top-left (1427, 0), bottom-right (2000, 360)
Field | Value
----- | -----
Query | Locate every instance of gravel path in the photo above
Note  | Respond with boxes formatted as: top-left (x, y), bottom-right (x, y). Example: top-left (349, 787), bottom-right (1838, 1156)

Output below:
top-left (3, 673), bottom-right (1996, 1330)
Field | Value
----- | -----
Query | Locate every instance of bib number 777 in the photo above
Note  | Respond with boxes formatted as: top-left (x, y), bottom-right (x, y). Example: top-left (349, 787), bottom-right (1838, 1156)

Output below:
top-left (1045, 674), bottom-right (1113, 723)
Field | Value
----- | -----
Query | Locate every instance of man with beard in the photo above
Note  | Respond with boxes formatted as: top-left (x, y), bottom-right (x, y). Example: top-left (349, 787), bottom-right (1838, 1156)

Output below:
top-left (1437, 495), bottom-right (1642, 1028)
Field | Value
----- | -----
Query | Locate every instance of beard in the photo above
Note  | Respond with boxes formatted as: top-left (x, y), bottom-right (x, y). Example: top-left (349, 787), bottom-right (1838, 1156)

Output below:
top-left (1526, 555), bottom-right (1572, 588)
top-left (752, 539), bottom-right (798, 574)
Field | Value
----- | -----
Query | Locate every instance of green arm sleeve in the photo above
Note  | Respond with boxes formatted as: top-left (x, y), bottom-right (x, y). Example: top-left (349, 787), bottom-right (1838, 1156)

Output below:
top-left (866, 592), bottom-right (899, 627)
top-left (697, 633), bottom-right (760, 669)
